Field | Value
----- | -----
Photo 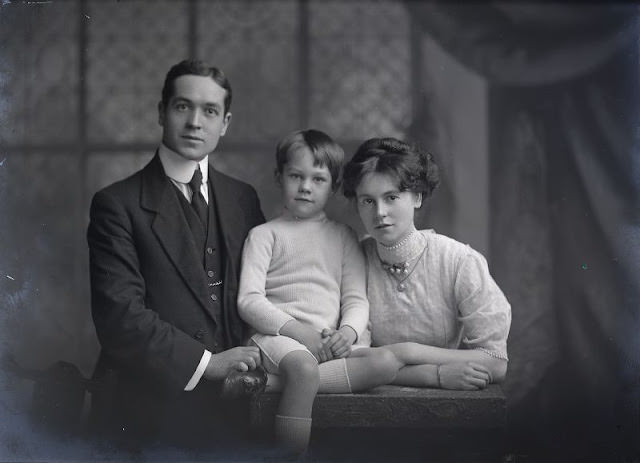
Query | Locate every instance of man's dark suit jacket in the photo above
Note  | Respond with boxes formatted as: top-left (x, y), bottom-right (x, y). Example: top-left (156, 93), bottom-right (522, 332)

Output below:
top-left (87, 154), bottom-right (264, 444)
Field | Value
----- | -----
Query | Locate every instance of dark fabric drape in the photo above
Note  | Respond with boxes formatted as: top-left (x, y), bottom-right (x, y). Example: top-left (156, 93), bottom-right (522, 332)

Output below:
top-left (407, 2), bottom-right (640, 454)
top-left (407, 3), bottom-right (636, 85)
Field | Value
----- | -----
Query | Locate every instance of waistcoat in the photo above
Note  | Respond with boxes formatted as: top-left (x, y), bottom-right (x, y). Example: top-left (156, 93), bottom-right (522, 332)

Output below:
top-left (174, 182), bottom-right (227, 352)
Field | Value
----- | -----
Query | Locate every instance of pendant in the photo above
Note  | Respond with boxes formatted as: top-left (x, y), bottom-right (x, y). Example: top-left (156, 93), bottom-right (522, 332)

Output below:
top-left (397, 282), bottom-right (406, 292)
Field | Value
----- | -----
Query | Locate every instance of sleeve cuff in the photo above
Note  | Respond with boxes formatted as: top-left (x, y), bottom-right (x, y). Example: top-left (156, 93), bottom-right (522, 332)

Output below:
top-left (274, 313), bottom-right (297, 335)
top-left (339, 324), bottom-right (359, 343)
top-left (474, 347), bottom-right (509, 362)
top-left (184, 349), bottom-right (212, 391)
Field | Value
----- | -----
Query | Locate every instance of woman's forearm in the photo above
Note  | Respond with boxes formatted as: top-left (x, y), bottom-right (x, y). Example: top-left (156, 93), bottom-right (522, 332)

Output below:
top-left (383, 342), bottom-right (507, 382)
top-left (391, 364), bottom-right (439, 388)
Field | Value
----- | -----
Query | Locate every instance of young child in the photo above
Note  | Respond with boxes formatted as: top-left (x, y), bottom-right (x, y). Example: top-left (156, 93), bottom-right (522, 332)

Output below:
top-left (238, 129), bottom-right (400, 455)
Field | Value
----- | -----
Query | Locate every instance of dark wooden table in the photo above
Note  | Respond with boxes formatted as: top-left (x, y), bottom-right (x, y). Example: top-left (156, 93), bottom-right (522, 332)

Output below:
top-left (250, 384), bottom-right (508, 462)
top-left (251, 384), bottom-right (506, 430)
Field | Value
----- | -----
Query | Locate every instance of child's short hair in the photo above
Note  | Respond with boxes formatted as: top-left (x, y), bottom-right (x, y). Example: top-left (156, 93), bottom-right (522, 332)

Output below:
top-left (343, 137), bottom-right (440, 202)
top-left (275, 129), bottom-right (345, 190)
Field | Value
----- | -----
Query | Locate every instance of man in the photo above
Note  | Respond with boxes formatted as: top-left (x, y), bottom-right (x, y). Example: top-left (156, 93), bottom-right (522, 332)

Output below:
top-left (87, 60), bottom-right (264, 448)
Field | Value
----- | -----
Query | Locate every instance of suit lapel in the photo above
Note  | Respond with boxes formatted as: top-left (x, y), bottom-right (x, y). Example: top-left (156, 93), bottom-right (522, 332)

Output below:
top-left (209, 167), bottom-right (244, 287)
top-left (141, 155), bottom-right (211, 314)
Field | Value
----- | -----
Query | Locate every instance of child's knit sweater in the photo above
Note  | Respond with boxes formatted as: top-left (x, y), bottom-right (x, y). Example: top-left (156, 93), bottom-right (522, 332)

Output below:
top-left (238, 211), bottom-right (369, 340)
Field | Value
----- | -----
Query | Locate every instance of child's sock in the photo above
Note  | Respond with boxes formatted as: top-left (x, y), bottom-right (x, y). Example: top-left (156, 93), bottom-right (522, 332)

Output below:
top-left (274, 414), bottom-right (312, 454)
top-left (318, 358), bottom-right (352, 393)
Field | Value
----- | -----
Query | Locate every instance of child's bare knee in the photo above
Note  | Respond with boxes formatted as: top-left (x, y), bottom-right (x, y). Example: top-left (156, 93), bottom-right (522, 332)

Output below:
top-left (281, 351), bottom-right (320, 386)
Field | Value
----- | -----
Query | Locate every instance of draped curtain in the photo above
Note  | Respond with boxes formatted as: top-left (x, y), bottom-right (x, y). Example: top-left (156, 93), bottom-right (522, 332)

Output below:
top-left (406, 2), bottom-right (640, 452)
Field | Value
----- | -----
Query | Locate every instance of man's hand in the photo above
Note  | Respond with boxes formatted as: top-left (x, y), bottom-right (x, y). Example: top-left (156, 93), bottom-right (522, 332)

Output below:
top-left (321, 326), bottom-right (357, 359)
top-left (280, 320), bottom-right (333, 363)
top-left (203, 346), bottom-right (261, 381)
top-left (438, 362), bottom-right (492, 390)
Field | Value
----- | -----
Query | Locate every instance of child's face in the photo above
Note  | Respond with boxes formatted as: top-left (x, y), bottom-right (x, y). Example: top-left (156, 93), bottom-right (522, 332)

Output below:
top-left (355, 171), bottom-right (422, 246)
top-left (279, 147), bottom-right (333, 220)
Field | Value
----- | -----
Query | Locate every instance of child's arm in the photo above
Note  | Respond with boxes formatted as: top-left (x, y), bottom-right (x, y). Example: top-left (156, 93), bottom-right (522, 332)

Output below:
top-left (319, 227), bottom-right (369, 359)
top-left (335, 227), bottom-right (370, 347)
top-left (237, 228), bottom-right (296, 335)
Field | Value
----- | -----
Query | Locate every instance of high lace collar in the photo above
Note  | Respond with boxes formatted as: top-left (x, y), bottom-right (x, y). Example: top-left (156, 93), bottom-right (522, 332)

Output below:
top-left (376, 227), bottom-right (427, 265)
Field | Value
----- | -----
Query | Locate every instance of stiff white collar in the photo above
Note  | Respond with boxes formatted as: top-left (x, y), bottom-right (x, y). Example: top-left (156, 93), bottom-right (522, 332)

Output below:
top-left (158, 143), bottom-right (209, 185)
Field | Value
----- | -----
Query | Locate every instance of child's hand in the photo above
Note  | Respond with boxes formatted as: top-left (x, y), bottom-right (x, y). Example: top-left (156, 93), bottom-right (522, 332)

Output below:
top-left (321, 326), bottom-right (357, 359)
top-left (282, 320), bottom-right (333, 363)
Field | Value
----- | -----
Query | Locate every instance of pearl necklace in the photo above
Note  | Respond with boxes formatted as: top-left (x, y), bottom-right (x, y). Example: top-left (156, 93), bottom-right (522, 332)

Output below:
top-left (381, 246), bottom-right (427, 292)
top-left (380, 229), bottom-right (416, 251)
top-left (377, 229), bottom-right (428, 292)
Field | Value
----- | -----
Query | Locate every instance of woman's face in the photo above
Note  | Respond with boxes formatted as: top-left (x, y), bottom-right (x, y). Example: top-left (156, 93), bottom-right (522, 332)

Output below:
top-left (355, 172), bottom-right (422, 246)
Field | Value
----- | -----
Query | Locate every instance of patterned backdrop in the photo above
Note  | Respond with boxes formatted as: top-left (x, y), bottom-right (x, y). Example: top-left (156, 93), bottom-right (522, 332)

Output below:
top-left (86, 0), bottom-right (189, 144)
top-left (0, 1), bottom-right (79, 144)
top-left (0, 0), bottom-right (414, 375)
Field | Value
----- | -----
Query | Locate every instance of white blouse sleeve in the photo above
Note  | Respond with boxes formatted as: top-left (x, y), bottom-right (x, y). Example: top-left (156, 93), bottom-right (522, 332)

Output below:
top-left (454, 249), bottom-right (511, 360)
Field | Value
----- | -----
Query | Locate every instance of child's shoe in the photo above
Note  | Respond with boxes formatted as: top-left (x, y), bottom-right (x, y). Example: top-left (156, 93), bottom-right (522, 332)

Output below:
top-left (221, 366), bottom-right (268, 399)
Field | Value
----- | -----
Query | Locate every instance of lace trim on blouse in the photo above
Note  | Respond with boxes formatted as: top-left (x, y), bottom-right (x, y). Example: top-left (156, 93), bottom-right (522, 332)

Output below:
top-left (474, 347), bottom-right (509, 361)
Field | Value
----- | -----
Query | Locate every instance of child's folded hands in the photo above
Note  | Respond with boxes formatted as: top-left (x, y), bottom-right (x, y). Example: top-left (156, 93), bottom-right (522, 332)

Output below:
top-left (321, 326), bottom-right (356, 359)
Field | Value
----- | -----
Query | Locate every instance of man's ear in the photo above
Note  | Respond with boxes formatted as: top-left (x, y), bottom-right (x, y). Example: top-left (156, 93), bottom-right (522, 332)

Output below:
top-left (220, 112), bottom-right (232, 136)
top-left (157, 102), bottom-right (165, 126)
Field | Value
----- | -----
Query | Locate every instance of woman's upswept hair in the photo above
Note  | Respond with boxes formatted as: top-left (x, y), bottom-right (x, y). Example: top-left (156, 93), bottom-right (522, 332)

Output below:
top-left (343, 137), bottom-right (440, 200)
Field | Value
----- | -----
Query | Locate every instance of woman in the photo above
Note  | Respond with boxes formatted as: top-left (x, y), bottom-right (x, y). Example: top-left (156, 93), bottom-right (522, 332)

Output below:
top-left (343, 137), bottom-right (511, 390)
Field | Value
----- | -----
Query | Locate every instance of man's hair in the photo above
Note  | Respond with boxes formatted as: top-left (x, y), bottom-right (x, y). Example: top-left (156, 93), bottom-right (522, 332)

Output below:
top-left (275, 129), bottom-right (345, 190)
top-left (161, 59), bottom-right (232, 114)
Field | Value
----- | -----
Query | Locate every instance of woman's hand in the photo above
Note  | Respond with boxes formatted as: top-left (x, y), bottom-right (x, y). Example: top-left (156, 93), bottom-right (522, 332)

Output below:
top-left (321, 326), bottom-right (357, 359)
top-left (438, 362), bottom-right (492, 390)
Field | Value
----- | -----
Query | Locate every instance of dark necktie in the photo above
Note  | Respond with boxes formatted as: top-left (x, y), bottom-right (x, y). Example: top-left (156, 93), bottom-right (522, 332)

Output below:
top-left (188, 166), bottom-right (208, 229)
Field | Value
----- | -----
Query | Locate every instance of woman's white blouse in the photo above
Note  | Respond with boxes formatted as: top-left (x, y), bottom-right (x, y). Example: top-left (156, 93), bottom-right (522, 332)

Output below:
top-left (361, 230), bottom-right (511, 360)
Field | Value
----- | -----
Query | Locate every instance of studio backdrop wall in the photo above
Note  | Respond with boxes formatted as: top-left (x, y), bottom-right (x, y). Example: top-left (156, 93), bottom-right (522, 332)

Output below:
top-left (1, 0), bottom-right (638, 455)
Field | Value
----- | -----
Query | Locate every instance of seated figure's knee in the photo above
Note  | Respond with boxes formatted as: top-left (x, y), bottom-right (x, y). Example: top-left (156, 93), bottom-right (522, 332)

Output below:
top-left (280, 351), bottom-right (320, 388)
top-left (396, 341), bottom-right (419, 359)
top-left (370, 348), bottom-right (400, 384)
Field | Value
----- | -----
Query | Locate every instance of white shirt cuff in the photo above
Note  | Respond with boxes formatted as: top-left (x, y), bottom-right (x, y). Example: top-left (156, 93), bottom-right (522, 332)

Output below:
top-left (184, 349), bottom-right (212, 391)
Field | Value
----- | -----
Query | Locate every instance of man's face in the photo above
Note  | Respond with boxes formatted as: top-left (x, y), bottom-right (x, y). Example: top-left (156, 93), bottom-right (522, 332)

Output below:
top-left (158, 75), bottom-right (231, 161)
